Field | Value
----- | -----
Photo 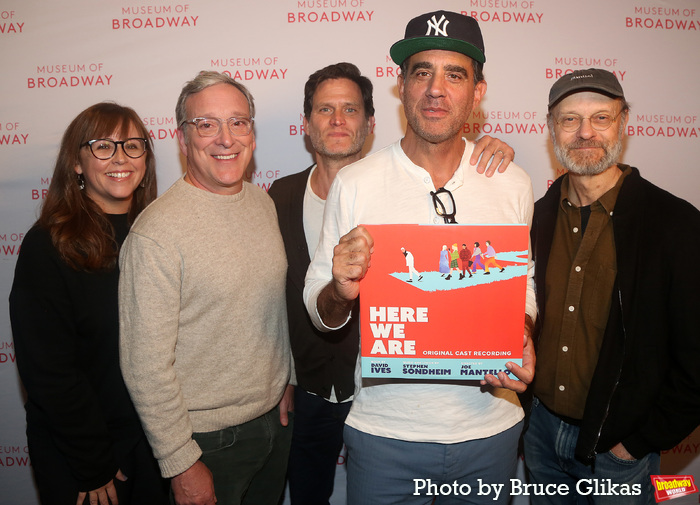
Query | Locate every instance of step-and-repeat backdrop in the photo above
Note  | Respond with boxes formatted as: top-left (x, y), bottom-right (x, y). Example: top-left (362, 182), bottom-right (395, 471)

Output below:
top-left (1, 0), bottom-right (698, 503)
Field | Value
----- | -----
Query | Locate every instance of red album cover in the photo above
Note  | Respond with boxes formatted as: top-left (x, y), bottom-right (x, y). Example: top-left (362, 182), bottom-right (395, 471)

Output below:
top-left (360, 224), bottom-right (529, 380)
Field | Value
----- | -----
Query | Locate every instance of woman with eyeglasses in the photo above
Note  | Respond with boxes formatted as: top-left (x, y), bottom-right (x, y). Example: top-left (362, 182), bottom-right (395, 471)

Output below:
top-left (9, 103), bottom-right (168, 505)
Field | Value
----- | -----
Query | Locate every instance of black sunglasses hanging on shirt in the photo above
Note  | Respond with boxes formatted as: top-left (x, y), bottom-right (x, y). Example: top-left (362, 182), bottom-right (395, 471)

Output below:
top-left (430, 187), bottom-right (458, 224)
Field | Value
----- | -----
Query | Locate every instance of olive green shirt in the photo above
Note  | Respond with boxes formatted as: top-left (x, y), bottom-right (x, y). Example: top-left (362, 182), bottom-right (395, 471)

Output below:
top-left (534, 166), bottom-right (630, 419)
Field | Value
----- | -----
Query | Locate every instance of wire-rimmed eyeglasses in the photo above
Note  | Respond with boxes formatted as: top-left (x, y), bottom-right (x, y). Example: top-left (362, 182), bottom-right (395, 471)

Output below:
top-left (555, 111), bottom-right (622, 133)
top-left (180, 117), bottom-right (254, 137)
top-left (430, 187), bottom-right (457, 224)
top-left (82, 138), bottom-right (148, 160)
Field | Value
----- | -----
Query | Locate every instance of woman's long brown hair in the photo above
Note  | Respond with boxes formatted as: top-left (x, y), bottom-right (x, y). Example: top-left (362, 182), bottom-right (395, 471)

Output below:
top-left (38, 102), bottom-right (157, 271)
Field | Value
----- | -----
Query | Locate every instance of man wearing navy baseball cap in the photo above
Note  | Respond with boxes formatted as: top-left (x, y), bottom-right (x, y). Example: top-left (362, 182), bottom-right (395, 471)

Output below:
top-left (304, 10), bottom-right (537, 504)
top-left (525, 68), bottom-right (700, 503)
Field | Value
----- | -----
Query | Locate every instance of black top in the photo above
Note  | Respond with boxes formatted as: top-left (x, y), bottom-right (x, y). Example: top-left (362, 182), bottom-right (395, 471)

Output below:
top-left (268, 167), bottom-right (359, 402)
top-left (9, 214), bottom-right (145, 490)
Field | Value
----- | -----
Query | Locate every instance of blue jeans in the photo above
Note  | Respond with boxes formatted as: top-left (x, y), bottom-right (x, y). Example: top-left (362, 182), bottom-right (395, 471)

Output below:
top-left (188, 406), bottom-right (293, 505)
top-left (344, 421), bottom-right (523, 505)
top-left (288, 388), bottom-right (352, 505)
top-left (523, 397), bottom-right (659, 504)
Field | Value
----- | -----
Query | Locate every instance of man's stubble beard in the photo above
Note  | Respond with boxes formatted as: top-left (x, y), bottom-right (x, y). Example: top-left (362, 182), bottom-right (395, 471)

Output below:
top-left (310, 125), bottom-right (369, 161)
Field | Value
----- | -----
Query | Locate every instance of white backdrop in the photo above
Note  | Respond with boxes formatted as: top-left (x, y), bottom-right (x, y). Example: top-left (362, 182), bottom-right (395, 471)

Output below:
top-left (1, 0), bottom-right (699, 503)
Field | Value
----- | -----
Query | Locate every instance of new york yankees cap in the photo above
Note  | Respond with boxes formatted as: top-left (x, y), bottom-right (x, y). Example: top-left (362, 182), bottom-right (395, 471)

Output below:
top-left (548, 68), bottom-right (625, 108)
top-left (390, 10), bottom-right (485, 67)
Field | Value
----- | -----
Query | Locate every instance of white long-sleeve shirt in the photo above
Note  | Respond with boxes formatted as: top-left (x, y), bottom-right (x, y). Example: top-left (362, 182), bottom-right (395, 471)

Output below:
top-left (304, 140), bottom-right (536, 444)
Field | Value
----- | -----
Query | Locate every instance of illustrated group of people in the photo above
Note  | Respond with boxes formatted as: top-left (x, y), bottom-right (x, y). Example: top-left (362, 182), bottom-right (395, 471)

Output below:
top-left (9, 8), bottom-right (700, 505)
top-left (441, 241), bottom-right (504, 280)
top-left (404, 240), bottom-right (506, 284)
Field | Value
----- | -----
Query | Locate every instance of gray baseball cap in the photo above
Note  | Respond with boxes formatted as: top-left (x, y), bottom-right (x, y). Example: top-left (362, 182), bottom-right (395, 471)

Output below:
top-left (548, 68), bottom-right (625, 108)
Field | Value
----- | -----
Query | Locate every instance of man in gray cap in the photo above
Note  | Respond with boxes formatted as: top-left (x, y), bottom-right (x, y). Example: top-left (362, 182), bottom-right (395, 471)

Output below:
top-left (524, 68), bottom-right (700, 503)
top-left (304, 10), bottom-right (536, 504)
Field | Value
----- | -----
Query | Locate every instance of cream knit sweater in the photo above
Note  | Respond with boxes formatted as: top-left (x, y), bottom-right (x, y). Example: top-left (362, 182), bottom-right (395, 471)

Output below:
top-left (119, 178), bottom-right (290, 478)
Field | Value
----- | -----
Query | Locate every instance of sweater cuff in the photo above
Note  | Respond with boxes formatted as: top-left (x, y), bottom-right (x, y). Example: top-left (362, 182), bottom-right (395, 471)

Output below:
top-left (158, 438), bottom-right (203, 478)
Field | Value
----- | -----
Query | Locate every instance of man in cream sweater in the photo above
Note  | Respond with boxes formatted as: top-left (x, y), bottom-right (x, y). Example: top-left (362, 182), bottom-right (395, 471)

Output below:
top-left (119, 71), bottom-right (293, 505)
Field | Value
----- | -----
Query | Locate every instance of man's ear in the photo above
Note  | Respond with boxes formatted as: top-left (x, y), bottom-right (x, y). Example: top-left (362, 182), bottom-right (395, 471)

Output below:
top-left (176, 127), bottom-right (188, 157)
top-left (472, 80), bottom-right (487, 110)
top-left (397, 73), bottom-right (406, 106)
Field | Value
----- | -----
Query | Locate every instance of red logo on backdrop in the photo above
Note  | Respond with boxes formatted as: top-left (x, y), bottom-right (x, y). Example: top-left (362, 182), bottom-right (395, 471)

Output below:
top-left (0, 22), bottom-right (24, 33)
top-left (626, 6), bottom-right (699, 31)
top-left (287, 0), bottom-right (375, 24)
top-left (0, 9), bottom-right (25, 34)
top-left (0, 445), bottom-right (31, 468)
top-left (27, 63), bottom-right (112, 89)
top-left (0, 120), bottom-right (29, 145)
top-left (460, 5), bottom-right (544, 24)
top-left (210, 56), bottom-right (288, 82)
top-left (651, 475), bottom-right (698, 502)
top-left (142, 116), bottom-right (178, 141)
top-left (113, 5), bottom-right (199, 30)
top-left (376, 55), bottom-right (400, 79)
top-left (627, 113), bottom-right (700, 139)
top-left (463, 110), bottom-right (546, 138)
top-left (0, 341), bottom-right (17, 364)
top-left (545, 57), bottom-right (627, 81)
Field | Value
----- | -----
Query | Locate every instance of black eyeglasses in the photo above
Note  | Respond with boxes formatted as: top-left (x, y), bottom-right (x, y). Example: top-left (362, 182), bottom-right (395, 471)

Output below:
top-left (430, 187), bottom-right (457, 224)
top-left (82, 138), bottom-right (148, 160)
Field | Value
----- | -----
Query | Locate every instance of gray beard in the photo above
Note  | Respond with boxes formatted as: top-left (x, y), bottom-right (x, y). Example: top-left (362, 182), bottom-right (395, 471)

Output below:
top-left (553, 122), bottom-right (624, 176)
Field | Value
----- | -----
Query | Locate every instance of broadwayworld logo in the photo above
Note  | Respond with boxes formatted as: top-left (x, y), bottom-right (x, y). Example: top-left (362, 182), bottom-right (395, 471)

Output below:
top-left (651, 475), bottom-right (698, 502)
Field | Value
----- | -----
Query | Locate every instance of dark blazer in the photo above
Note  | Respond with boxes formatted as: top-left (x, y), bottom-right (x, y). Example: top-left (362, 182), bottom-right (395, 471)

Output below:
top-left (268, 166), bottom-right (359, 402)
top-left (531, 165), bottom-right (700, 463)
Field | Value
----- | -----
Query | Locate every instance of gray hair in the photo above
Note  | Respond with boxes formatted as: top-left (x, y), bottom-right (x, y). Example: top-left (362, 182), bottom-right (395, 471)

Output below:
top-left (175, 71), bottom-right (256, 129)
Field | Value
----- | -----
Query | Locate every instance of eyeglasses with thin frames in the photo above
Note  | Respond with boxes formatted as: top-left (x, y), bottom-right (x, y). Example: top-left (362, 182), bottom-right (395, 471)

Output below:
top-left (430, 187), bottom-right (457, 224)
top-left (555, 111), bottom-right (623, 133)
top-left (180, 117), bottom-right (254, 137)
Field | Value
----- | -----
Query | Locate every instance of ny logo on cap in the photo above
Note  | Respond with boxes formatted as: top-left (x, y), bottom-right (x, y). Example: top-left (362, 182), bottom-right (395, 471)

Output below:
top-left (426, 14), bottom-right (449, 37)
